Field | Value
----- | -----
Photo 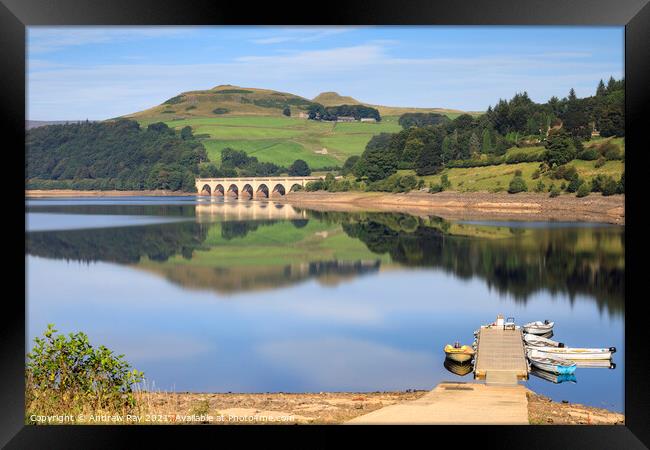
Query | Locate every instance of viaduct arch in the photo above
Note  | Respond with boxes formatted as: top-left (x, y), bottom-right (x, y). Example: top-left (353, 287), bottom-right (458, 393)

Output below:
top-left (196, 176), bottom-right (322, 199)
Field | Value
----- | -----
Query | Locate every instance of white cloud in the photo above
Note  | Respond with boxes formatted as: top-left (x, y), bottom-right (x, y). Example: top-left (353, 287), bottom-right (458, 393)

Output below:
top-left (27, 26), bottom-right (195, 53)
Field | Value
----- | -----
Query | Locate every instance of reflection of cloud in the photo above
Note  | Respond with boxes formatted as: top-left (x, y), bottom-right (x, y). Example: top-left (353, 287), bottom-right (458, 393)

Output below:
top-left (94, 333), bottom-right (212, 362)
top-left (257, 337), bottom-right (435, 390)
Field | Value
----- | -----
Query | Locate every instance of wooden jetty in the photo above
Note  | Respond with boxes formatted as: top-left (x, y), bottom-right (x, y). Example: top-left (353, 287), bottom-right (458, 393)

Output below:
top-left (474, 325), bottom-right (529, 385)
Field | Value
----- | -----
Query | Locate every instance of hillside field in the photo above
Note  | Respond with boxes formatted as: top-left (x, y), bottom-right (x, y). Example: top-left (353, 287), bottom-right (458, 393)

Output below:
top-left (137, 115), bottom-right (404, 168)
top-left (403, 160), bottom-right (624, 194)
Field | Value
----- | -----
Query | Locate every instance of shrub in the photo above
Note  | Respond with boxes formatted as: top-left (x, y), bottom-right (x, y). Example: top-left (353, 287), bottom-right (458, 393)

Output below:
top-left (288, 159), bottom-right (311, 176)
top-left (601, 178), bottom-right (619, 196)
top-left (508, 176), bottom-right (528, 194)
top-left (428, 183), bottom-right (443, 193)
top-left (440, 174), bottom-right (451, 189)
top-left (26, 324), bottom-right (144, 422)
top-left (533, 180), bottom-right (545, 193)
top-left (577, 148), bottom-right (599, 161)
top-left (618, 172), bottom-right (625, 194)
top-left (532, 169), bottom-right (541, 180)
top-left (514, 169), bottom-right (523, 177)
top-left (212, 108), bottom-right (229, 114)
top-left (566, 175), bottom-right (584, 193)
top-left (598, 141), bottom-right (622, 160)
top-left (576, 183), bottom-right (591, 197)
top-left (550, 165), bottom-right (578, 181)
top-left (549, 184), bottom-right (560, 197)
top-left (594, 157), bottom-right (606, 168)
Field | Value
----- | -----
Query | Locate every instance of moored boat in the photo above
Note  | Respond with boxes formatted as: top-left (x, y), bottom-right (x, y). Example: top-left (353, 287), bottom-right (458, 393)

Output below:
top-left (530, 367), bottom-right (577, 384)
top-left (528, 347), bottom-right (615, 361)
top-left (527, 353), bottom-right (576, 375)
top-left (523, 333), bottom-right (564, 348)
top-left (444, 342), bottom-right (475, 363)
top-left (523, 320), bottom-right (554, 335)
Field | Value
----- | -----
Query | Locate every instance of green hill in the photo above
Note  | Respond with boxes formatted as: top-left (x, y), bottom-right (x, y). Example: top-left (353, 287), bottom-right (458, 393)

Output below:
top-left (125, 85), bottom-right (319, 121)
top-left (121, 85), bottom-right (480, 169)
top-left (312, 91), bottom-right (478, 118)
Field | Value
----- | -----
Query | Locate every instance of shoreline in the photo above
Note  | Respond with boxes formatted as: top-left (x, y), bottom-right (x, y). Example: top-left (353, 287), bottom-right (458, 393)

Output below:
top-left (52, 388), bottom-right (621, 425)
top-left (279, 191), bottom-right (625, 225)
top-left (25, 189), bottom-right (625, 225)
top-left (26, 189), bottom-right (195, 198)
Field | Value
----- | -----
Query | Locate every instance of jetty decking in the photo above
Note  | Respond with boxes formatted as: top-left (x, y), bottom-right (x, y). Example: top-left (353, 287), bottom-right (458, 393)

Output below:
top-left (474, 326), bottom-right (528, 385)
top-left (347, 382), bottom-right (529, 425)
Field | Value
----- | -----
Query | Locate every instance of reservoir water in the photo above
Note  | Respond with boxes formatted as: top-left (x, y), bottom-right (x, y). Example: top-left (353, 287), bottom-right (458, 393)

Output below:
top-left (25, 196), bottom-right (624, 412)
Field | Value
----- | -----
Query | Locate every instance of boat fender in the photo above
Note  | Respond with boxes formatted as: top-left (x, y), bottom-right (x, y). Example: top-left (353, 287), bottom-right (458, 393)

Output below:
top-left (610, 362), bottom-right (616, 369)
top-left (609, 347), bottom-right (617, 353)
top-left (558, 343), bottom-right (565, 348)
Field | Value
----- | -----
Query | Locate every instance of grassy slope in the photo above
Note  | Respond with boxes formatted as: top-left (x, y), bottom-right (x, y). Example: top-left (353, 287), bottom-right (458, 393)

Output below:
top-left (136, 115), bottom-right (403, 168)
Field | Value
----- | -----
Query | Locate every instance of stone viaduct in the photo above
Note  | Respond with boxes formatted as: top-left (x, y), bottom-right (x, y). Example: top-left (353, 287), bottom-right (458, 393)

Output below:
top-left (195, 176), bottom-right (323, 199)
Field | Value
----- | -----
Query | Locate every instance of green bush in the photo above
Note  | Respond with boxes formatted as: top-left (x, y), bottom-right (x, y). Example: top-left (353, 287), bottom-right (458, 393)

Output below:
top-left (508, 176), bottom-right (528, 194)
top-left (566, 175), bottom-right (584, 193)
top-left (598, 141), bottom-right (622, 160)
top-left (576, 183), bottom-right (591, 197)
top-left (26, 324), bottom-right (144, 422)
top-left (212, 108), bottom-right (229, 114)
top-left (533, 180), bottom-right (545, 193)
top-left (577, 148), bottom-right (599, 160)
top-left (428, 183), bottom-right (443, 193)
top-left (514, 169), bottom-right (522, 177)
top-left (549, 184), bottom-right (560, 197)
top-left (440, 174), bottom-right (451, 189)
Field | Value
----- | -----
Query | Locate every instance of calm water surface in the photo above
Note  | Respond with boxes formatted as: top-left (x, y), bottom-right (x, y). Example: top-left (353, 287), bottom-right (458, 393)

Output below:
top-left (25, 197), bottom-right (624, 412)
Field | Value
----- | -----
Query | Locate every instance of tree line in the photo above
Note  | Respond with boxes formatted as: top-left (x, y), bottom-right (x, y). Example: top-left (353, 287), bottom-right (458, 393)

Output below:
top-left (308, 104), bottom-right (381, 121)
top-left (348, 78), bottom-right (624, 182)
top-left (26, 119), bottom-right (207, 191)
top-left (198, 148), bottom-right (312, 178)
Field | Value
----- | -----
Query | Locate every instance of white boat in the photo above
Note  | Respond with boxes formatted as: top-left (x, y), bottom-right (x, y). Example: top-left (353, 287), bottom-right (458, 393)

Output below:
top-left (530, 367), bottom-right (577, 384)
top-left (523, 320), bottom-right (554, 335)
top-left (574, 360), bottom-right (616, 369)
top-left (528, 347), bottom-right (615, 361)
top-left (523, 334), bottom-right (564, 348)
top-left (527, 353), bottom-right (576, 375)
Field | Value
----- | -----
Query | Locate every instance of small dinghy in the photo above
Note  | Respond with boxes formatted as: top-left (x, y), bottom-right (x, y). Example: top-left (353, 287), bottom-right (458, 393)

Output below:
top-left (530, 367), bottom-right (577, 384)
top-left (444, 342), bottom-right (475, 363)
top-left (523, 333), bottom-right (564, 348)
top-left (523, 320), bottom-right (554, 335)
top-left (574, 360), bottom-right (616, 369)
top-left (527, 352), bottom-right (576, 375)
top-left (529, 346), bottom-right (616, 361)
top-left (443, 358), bottom-right (473, 376)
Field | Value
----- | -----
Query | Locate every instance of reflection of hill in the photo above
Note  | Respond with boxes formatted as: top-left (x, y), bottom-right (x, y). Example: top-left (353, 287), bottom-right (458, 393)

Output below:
top-left (336, 212), bottom-right (624, 315)
top-left (138, 259), bottom-right (381, 294)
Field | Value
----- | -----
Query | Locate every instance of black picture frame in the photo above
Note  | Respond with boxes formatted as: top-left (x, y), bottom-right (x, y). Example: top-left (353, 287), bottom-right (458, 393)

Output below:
top-left (3, 0), bottom-right (649, 447)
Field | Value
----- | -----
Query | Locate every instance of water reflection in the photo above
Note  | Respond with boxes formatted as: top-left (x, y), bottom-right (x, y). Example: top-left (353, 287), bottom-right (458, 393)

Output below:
top-left (26, 206), bottom-right (624, 315)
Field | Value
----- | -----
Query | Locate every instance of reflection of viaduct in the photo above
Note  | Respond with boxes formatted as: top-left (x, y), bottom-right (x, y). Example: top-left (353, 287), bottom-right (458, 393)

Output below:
top-left (195, 177), bottom-right (323, 199)
top-left (195, 201), bottom-right (307, 221)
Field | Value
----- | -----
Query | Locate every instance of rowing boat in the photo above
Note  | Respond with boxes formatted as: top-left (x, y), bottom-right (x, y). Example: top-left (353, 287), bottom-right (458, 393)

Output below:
top-left (528, 347), bottom-right (615, 361)
top-left (527, 353), bottom-right (576, 375)
top-left (523, 320), bottom-right (554, 335)
top-left (523, 333), bottom-right (564, 348)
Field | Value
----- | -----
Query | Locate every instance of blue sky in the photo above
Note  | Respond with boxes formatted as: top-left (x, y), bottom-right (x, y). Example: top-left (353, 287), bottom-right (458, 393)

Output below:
top-left (27, 26), bottom-right (623, 120)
